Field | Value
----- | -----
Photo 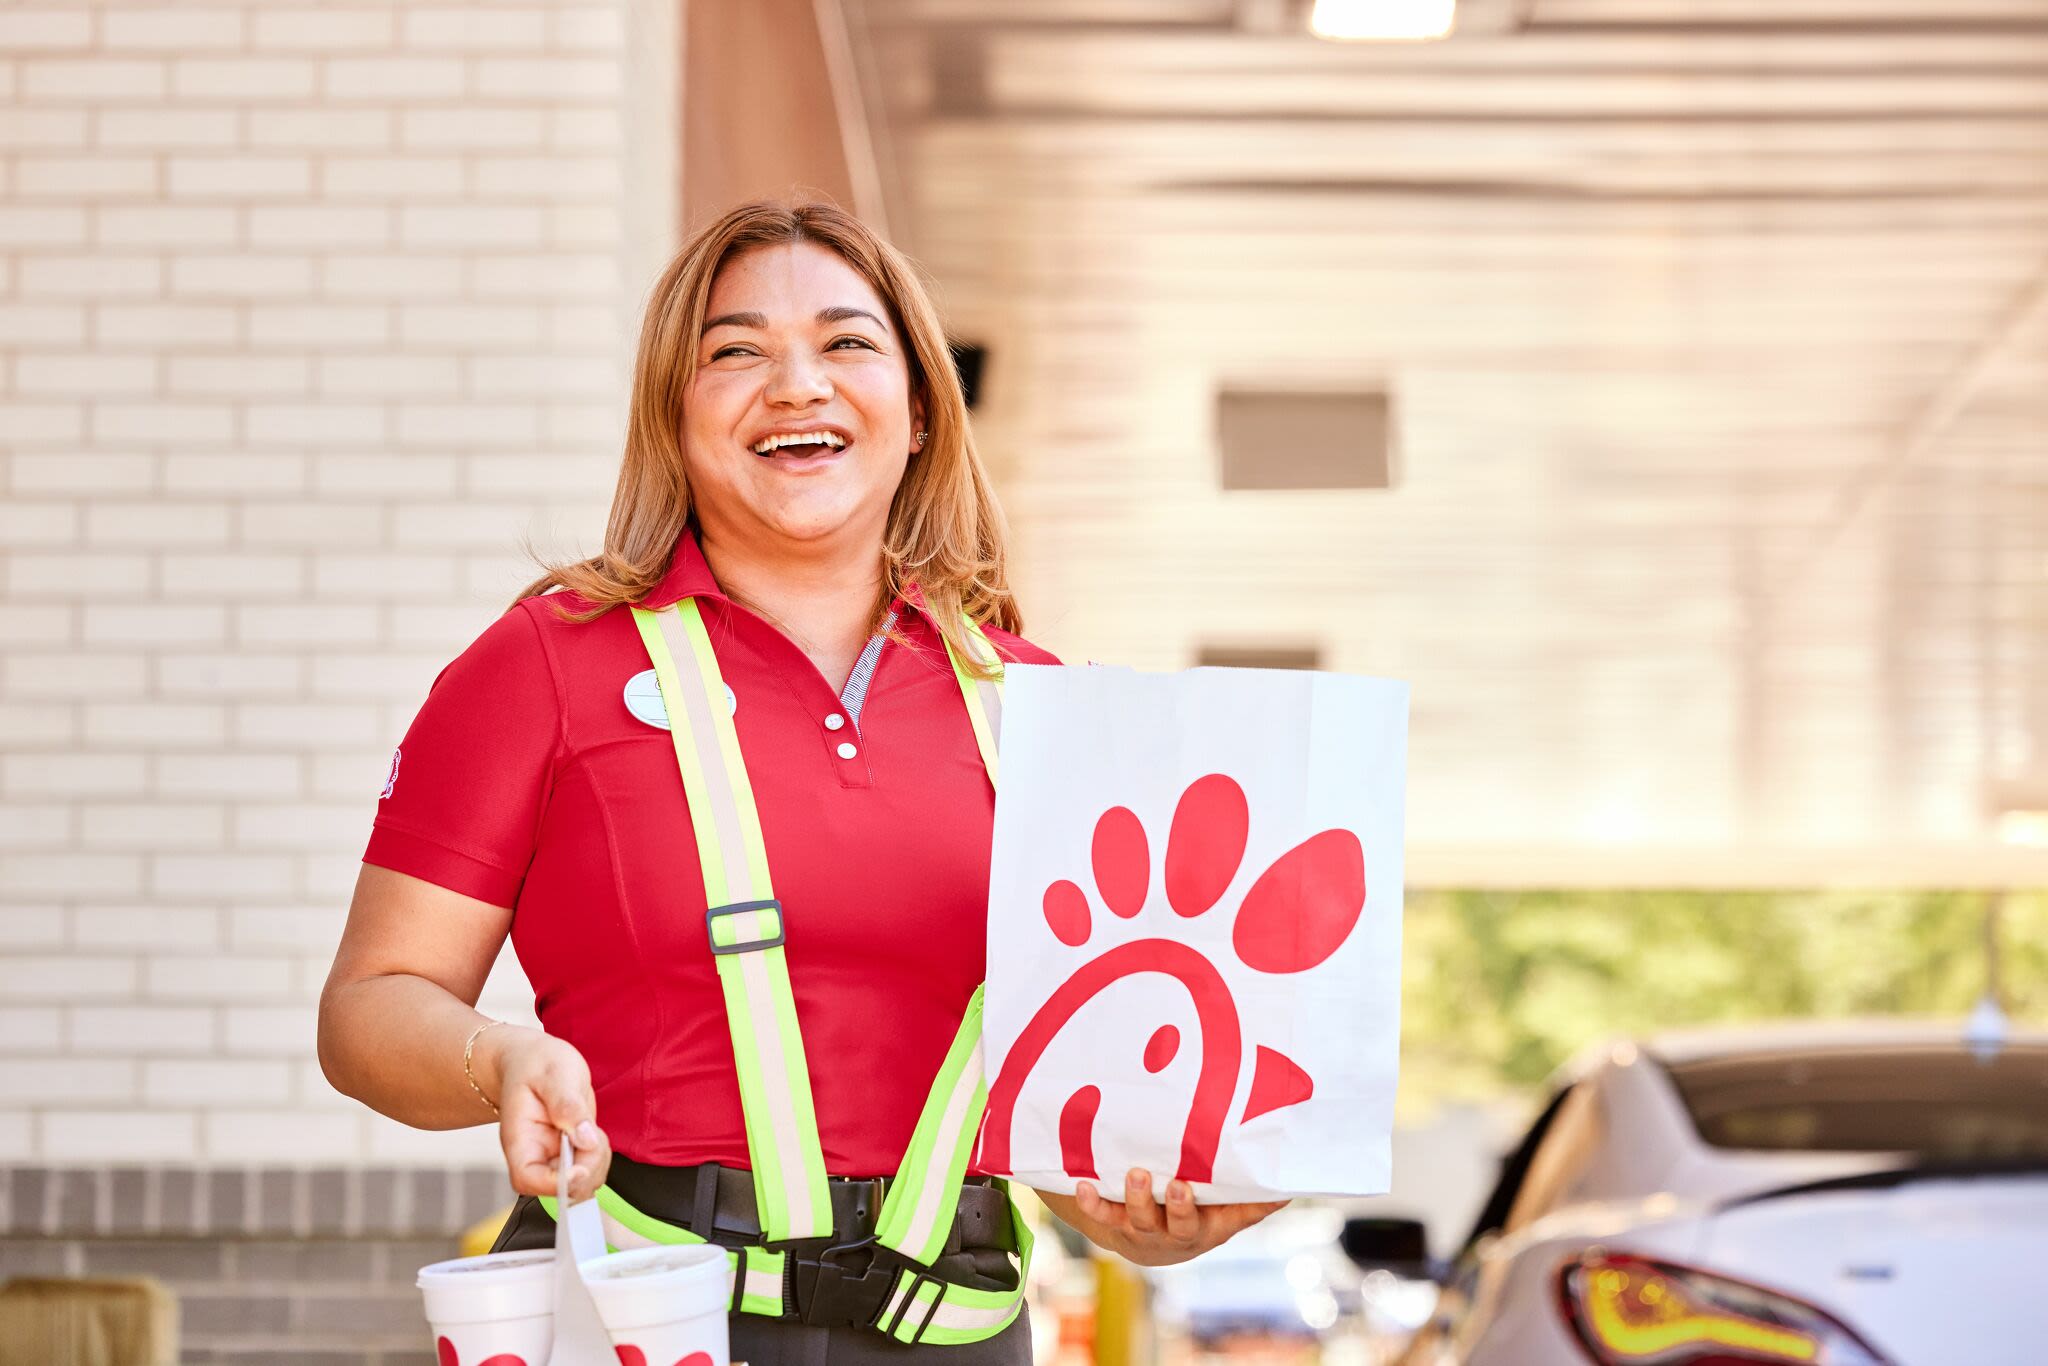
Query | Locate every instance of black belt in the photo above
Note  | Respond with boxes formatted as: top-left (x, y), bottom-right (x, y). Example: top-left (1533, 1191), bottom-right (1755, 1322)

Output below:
top-left (604, 1155), bottom-right (1019, 1330)
top-left (607, 1154), bottom-right (1017, 1255)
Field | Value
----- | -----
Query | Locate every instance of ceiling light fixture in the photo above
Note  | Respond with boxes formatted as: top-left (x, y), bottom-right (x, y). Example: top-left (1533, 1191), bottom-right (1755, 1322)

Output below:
top-left (1309, 0), bottom-right (1457, 41)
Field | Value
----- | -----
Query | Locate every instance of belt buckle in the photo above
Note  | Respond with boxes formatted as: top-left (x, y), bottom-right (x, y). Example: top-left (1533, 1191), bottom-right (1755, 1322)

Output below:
top-left (792, 1233), bottom-right (897, 1330)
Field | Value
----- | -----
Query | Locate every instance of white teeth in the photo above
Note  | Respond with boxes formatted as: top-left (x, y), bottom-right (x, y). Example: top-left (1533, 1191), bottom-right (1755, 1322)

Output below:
top-left (751, 430), bottom-right (846, 454)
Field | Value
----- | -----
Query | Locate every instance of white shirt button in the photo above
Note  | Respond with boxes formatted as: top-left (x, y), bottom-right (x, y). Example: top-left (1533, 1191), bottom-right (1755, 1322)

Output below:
top-left (824, 713), bottom-right (846, 731)
top-left (836, 741), bottom-right (858, 760)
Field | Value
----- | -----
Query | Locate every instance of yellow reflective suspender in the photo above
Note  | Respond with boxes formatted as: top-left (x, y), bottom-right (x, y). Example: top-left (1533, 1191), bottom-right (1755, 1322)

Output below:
top-left (598, 598), bottom-right (1029, 1345)
top-left (870, 989), bottom-right (1039, 1345)
top-left (631, 599), bottom-right (834, 1245)
top-left (942, 621), bottom-right (1003, 784)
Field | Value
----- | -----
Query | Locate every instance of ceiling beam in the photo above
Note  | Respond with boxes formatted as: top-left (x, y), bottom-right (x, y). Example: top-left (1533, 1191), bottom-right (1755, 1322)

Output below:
top-left (682, 0), bottom-right (876, 228)
top-left (1762, 253), bottom-right (2048, 609)
top-left (815, 0), bottom-right (893, 234)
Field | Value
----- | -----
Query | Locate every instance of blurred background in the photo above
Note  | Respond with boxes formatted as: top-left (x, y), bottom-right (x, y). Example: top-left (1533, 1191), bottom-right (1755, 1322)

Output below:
top-left (0, 0), bottom-right (2044, 1361)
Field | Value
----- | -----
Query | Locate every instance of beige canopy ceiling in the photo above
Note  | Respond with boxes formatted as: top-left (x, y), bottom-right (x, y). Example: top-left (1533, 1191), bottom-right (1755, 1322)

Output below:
top-left (842, 0), bottom-right (2048, 885)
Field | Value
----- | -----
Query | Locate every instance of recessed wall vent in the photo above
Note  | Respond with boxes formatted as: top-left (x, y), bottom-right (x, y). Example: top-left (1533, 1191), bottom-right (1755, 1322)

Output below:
top-left (949, 340), bottom-right (986, 408)
top-left (1196, 643), bottom-right (1325, 671)
top-left (1215, 386), bottom-right (1394, 490)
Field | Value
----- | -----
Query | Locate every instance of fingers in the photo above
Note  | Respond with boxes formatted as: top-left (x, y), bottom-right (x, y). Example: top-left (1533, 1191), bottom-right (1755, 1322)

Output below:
top-left (1060, 1177), bottom-right (1277, 1266)
top-left (1162, 1179), bottom-right (1201, 1243)
top-left (567, 1118), bottom-right (612, 1201)
top-left (501, 1114), bottom-right (610, 1200)
top-left (495, 1036), bottom-right (607, 1200)
top-left (500, 1103), bottom-right (561, 1198)
top-left (554, 1117), bottom-right (610, 1202)
top-left (1081, 1173), bottom-right (1226, 1239)
top-left (1074, 1180), bottom-right (1112, 1225)
top-left (1123, 1169), bottom-right (1164, 1235)
top-left (529, 1050), bottom-right (604, 1197)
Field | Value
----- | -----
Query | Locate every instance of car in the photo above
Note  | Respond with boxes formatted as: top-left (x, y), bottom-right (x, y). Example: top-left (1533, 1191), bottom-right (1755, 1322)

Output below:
top-left (1342, 1011), bottom-right (2048, 1366)
top-left (1149, 1204), bottom-right (1363, 1348)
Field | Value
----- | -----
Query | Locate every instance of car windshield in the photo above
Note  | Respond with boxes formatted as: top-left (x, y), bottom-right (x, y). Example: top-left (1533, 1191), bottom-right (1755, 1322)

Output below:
top-left (1663, 1043), bottom-right (2048, 1160)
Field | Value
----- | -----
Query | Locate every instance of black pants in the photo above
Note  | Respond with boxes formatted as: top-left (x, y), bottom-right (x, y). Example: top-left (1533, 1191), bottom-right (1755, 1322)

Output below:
top-left (491, 1195), bottom-right (1033, 1366)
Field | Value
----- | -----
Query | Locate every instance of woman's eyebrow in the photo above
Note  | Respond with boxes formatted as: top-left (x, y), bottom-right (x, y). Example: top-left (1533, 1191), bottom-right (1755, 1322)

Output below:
top-left (704, 305), bottom-right (887, 332)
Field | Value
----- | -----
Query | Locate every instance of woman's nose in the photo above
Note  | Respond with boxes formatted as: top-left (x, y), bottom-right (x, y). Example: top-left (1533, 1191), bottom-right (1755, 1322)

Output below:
top-left (763, 349), bottom-right (832, 405)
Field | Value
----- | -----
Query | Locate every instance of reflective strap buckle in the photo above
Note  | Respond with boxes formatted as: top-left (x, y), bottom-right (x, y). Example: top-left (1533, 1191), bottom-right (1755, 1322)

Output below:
top-left (791, 1234), bottom-right (896, 1329)
top-left (882, 1270), bottom-right (948, 1342)
top-left (706, 899), bottom-right (785, 955)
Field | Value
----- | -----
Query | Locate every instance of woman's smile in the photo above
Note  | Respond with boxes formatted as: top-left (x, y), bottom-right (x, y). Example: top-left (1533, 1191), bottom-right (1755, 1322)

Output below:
top-left (746, 423), bottom-right (855, 471)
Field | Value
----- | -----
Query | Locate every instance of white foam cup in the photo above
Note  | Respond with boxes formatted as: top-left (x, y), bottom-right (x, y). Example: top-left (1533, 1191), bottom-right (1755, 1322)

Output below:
top-left (417, 1249), bottom-right (556, 1365)
top-left (580, 1244), bottom-right (732, 1366)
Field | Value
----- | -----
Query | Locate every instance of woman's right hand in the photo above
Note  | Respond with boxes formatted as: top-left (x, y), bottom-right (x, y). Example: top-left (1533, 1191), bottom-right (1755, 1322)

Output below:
top-left (475, 1025), bottom-right (612, 1201)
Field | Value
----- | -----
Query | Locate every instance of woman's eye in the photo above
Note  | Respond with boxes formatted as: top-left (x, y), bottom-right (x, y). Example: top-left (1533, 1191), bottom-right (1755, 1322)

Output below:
top-left (710, 338), bottom-right (871, 360)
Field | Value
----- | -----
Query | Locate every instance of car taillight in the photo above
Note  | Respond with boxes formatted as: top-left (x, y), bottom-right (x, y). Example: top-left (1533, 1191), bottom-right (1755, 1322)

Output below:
top-left (1557, 1253), bottom-right (1891, 1366)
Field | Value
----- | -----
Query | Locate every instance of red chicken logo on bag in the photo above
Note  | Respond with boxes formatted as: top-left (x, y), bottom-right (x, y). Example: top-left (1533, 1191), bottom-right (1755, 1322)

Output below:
top-left (978, 773), bottom-right (1366, 1182)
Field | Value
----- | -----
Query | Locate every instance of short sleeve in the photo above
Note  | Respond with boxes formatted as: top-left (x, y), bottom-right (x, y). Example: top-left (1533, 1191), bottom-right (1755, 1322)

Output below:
top-left (362, 602), bottom-right (562, 906)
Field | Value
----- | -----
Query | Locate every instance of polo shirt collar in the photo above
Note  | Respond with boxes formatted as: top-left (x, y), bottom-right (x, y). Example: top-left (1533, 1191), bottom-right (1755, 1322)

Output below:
top-left (638, 527), bottom-right (932, 629)
top-left (638, 526), bottom-right (724, 610)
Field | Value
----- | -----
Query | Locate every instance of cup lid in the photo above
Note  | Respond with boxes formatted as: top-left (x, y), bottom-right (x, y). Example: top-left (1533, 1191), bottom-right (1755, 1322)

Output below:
top-left (578, 1244), bottom-right (731, 1329)
top-left (581, 1245), bottom-right (725, 1282)
top-left (417, 1249), bottom-right (554, 1286)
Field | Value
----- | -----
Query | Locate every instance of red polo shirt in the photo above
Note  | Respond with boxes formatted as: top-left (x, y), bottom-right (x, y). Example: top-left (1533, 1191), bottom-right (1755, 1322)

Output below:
top-left (363, 529), bottom-right (1057, 1175)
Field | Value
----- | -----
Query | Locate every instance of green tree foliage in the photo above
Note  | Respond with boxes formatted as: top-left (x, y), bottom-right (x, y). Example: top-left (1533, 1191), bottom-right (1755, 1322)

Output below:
top-left (1398, 888), bottom-right (2048, 1117)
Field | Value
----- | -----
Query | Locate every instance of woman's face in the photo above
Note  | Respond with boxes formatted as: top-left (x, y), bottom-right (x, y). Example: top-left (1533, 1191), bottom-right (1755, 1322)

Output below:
top-left (682, 240), bottom-right (926, 554)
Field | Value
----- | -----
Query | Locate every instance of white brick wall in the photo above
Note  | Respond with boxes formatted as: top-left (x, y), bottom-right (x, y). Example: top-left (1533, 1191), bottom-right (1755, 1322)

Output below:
top-left (1, 0), bottom-right (681, 1164)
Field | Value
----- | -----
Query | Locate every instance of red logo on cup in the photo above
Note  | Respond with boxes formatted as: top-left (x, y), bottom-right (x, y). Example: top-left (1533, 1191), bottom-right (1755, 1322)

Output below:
top-left (436, 1337), bottom-right (530, 1366)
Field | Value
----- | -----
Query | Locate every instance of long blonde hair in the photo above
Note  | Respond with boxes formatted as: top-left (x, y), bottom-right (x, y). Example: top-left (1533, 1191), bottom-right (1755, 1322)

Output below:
top-left (512, 199), bottom-right (1019, 671)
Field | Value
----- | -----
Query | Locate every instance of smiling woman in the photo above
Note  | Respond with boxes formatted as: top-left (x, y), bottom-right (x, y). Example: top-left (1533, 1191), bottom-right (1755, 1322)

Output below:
top-left (515, 200), bottom-right (1017, 688)
top-left (318, 200), bottom-right (1279, 1366)
top-left (677, 240), bottom-right (928, 674)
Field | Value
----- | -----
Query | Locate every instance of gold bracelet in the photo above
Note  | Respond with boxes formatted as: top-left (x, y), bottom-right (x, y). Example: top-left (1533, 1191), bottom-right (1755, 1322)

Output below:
top-left (463, 1018), bottom-right (507, 1116)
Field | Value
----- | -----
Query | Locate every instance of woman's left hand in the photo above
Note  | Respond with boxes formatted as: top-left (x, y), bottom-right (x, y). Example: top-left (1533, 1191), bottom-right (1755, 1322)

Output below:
top-left (1036, 1169), bottom-right (1288, 1267)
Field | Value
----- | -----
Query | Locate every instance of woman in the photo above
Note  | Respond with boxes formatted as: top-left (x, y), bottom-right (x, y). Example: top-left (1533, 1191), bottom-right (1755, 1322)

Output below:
top-left (318, 200), bottom-right (1283, 1363)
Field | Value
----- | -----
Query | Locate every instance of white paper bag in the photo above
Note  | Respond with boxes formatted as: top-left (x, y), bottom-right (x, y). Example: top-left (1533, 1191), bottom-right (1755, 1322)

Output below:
top-left (977, 663), bottom-right (1407, 1204)
top-left (546, 1138), bottom-right (619, 1366)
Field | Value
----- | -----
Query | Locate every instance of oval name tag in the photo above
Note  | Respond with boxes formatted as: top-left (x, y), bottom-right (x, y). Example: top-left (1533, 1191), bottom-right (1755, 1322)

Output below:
top-left (623, 669), bottom-right (669, 729)
top-left (623, 669), bottom-right (735, 729)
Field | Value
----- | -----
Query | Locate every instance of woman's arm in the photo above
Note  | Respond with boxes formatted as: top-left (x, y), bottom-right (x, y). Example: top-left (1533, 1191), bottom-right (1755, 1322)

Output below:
top-left (1035, 1170), bottom-right (1288, 1267)
top-left (317, 862), bottom-right (611, 1199)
